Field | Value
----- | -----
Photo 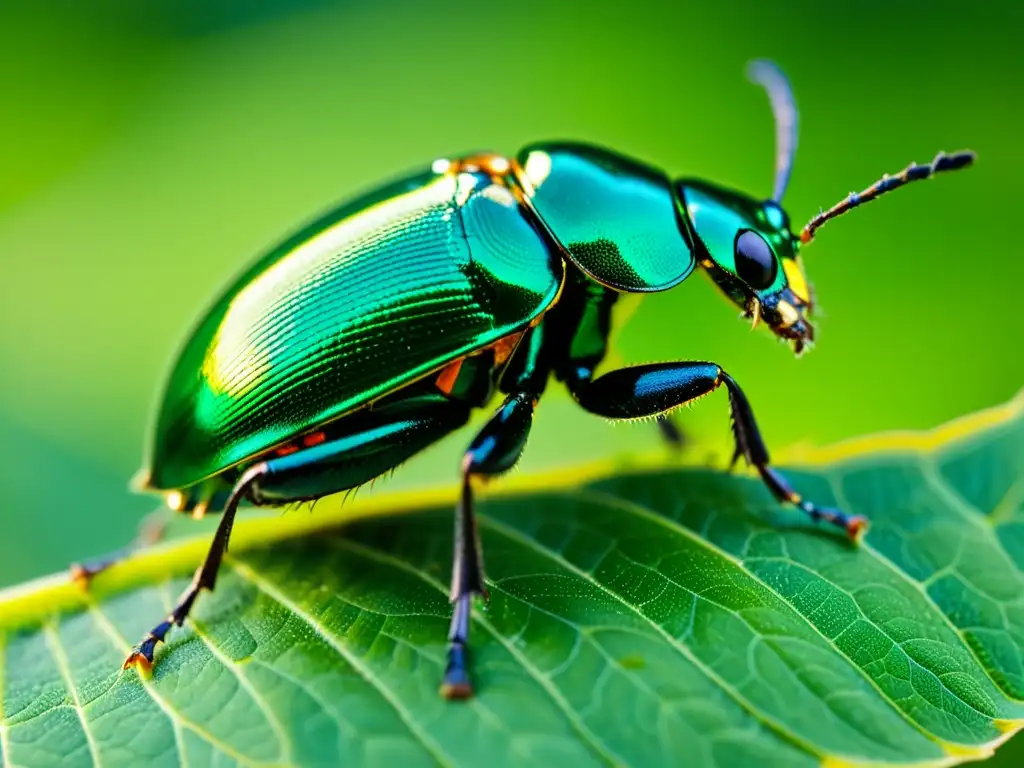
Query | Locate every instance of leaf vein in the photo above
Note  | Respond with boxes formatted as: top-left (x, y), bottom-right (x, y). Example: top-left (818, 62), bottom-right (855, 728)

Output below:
top-left (825, 469), bottom-right (1024, 707)
top-left (749, 555), bottom-right (1002, 723)
top-left (163, 586), bottom-right (295, 765)
top-left (572, 488), bottom-right (956, 748)
top-left (245, 658), bottom-right (354, 757)
top-left (327, 534), bottom-right (620, 768)
top-left (226, 556), bottom-right (453, 768)
top-left (924, 460), bottom-right (1024, 581)
top-left (83, 600), bottom-right (263, 767)
top-left (42, 622), bottom-right (103, 768)
top-left (476, 513), bottom-right (825, 762)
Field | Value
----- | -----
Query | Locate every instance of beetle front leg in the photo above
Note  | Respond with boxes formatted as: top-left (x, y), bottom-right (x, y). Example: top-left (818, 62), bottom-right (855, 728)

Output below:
top-left (443, 391), bottom-right (537, 700)
top-left (567, 362), bottom-right (867, 540)
top-left (656, 414), bottom-right (685, 450)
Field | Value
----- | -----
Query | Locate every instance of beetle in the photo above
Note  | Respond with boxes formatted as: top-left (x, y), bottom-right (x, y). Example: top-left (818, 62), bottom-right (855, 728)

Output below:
top-left (112, 61), bottom-right (973, 699)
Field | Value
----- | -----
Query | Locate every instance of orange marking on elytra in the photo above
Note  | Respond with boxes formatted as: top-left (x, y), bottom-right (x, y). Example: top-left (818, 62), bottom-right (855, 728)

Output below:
top-left (275, 444), bottom-right (300, 457)
top-left (490, 332), bottom-right (524, 365)
top-left (436, 358), bottom-right (464, 395)
top-left (303, 431), bottom-right (327, 447)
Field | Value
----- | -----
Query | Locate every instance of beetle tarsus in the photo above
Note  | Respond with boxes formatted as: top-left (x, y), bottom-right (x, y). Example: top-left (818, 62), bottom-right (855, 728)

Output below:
top-left (796, 499), bottom-right (870, 541)
top-left (441, 595), bottom-right (475, 700)
top-left (123, 596), bottom-right (199, 672)
top-left (440, 644), bottom-right (474, 700)
top-left (794, 495), bottom-right (869, 541)
top-left (123, 649), bottom-right (153, 675)
top-left (69, 561), bottom-right (102, 591)
top-left (70, 543), bottom-right (140, 589)
top-left (844, 515), bottom-right (870, 542)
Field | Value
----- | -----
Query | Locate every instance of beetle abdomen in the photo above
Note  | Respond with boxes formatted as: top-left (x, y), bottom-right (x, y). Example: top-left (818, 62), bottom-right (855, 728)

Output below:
top-left (144, 167), bottom-right (562, 490)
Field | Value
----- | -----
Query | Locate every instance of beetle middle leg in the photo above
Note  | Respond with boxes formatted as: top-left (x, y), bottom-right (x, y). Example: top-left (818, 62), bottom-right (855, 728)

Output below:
top-left (566, 361), bottom-right (867, 539)
top-left (442, 390), bottom-right (537, 699)
top-left (123, 394), bottom-right (471, 672)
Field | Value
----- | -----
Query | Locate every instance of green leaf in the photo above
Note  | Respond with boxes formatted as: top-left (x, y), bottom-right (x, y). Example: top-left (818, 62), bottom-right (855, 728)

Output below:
top-left (2, 393), bottom-right (1023, 768)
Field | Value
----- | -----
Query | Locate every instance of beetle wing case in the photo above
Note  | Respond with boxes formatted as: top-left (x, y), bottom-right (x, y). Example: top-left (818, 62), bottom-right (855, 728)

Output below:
top-left (143, 166), bottom-right (562, 490)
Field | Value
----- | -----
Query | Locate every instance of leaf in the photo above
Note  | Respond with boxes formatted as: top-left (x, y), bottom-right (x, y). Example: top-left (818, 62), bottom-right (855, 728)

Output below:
top-left (2, 393), bottom-right (1023, 768)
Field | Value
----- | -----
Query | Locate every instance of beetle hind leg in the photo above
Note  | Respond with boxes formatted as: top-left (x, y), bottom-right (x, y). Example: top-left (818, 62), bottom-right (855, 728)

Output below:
top-left (123, 394), bottom-right (471, 672)
top-left (69, 508), bottom-right (174, 589)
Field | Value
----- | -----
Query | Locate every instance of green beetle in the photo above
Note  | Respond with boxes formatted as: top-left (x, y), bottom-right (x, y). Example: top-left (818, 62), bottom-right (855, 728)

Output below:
top-left (110, 61), bottom-right (973, 698)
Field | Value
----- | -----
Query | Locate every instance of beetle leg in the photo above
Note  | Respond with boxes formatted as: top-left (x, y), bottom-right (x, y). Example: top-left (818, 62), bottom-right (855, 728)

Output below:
top-left (123, 463), bottom-right (264, 671)
top-left (720, 374), bottom-right (866, 540)
top-left (655, 414), bottom-right (686, 451)
top-left (70, 507), bottom-right (174, 589)
top-left (566, 362), bottom-right (867, 541)
top-left (123, 394), bottom-right (471, 672)
top-left (443, 391), bottom-right (537, 700)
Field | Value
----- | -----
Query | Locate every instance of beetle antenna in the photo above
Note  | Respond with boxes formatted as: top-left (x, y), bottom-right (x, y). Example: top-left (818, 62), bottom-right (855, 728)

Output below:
top-left (747, 59), bottom-right (798, 204)
top-left (799, 150), bottom-right (976, 244)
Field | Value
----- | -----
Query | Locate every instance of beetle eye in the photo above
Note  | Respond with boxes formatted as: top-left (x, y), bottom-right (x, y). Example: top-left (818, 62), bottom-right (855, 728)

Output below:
top-left (734, 230), bottom-right (777, 290)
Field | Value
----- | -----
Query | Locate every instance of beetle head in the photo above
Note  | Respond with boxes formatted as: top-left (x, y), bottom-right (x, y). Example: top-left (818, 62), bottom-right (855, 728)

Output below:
top-left (677, 181), bottom-right (814, 353)
top-left (675, 60), bottom-right (974, 356)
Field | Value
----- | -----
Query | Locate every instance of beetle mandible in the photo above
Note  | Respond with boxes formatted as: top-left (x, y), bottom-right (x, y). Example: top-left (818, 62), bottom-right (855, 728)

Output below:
top-left (105, 61), bottom-right (973, 698)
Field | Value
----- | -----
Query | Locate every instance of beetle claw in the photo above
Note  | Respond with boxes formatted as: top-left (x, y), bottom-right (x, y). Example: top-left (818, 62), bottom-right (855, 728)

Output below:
top-left (123, 648), bottom-right (154, 676)
top-left (122, 622), bottom-right (169, 675)
top-left (69, 563), bottom-right (94, 592)
top-left (440, 642), bottom-right (474, 701)
top-left (844, 515), bottom-right (869, 543)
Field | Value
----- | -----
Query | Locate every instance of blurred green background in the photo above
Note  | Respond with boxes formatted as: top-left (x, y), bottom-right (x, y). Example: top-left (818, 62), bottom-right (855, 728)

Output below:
top-left (1, 0), bottom-right (1021, 591)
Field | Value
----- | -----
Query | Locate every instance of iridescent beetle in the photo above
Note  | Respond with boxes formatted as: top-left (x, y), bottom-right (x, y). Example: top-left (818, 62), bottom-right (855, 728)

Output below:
top-left (103, 61), bottom-right (973, 698)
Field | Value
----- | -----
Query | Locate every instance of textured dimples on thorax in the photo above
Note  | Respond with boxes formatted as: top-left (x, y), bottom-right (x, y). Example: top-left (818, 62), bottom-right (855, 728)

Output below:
top-left (513, 143), bottom-right (695, 293)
